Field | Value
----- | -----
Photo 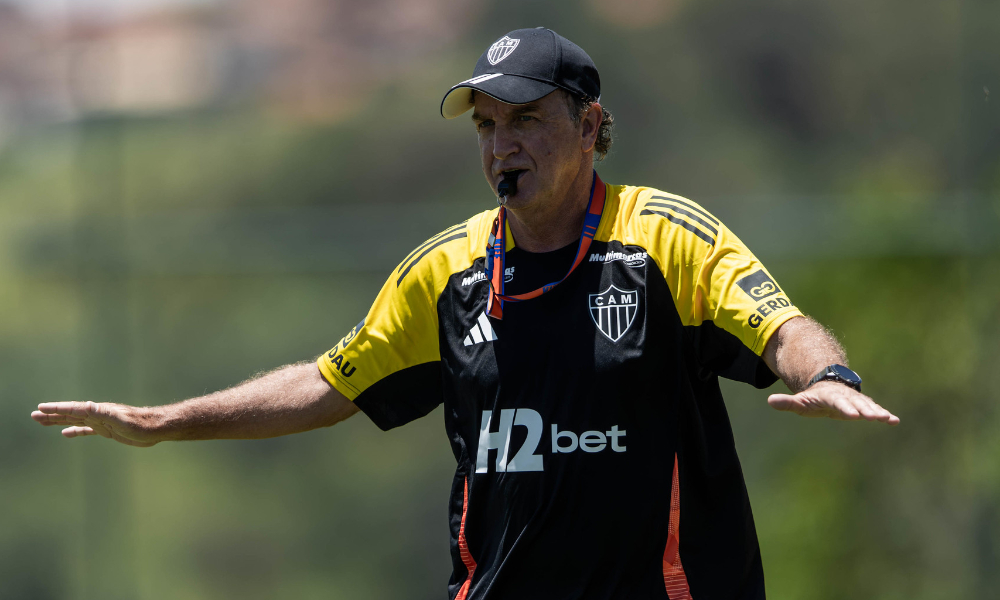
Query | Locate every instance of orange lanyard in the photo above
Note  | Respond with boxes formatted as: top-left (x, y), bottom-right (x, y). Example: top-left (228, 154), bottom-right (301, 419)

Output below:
top-left (485, 171), bottom-right (606, 319)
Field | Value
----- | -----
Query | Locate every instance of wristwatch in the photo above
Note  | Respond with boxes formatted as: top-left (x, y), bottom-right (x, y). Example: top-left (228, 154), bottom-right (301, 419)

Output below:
top-left (806, 364), bottom-right (862, 392)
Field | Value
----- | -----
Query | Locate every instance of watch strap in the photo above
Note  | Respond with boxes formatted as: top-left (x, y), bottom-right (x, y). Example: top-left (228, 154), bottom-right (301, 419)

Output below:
top-left (807, 364), bottom-right (862, 392)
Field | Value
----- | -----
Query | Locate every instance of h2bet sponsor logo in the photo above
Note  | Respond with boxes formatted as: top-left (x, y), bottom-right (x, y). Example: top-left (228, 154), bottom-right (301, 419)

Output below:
top-left (326, 318), bottom-right (364, 378)
top-left (475, 408), bottom-right (626, 473)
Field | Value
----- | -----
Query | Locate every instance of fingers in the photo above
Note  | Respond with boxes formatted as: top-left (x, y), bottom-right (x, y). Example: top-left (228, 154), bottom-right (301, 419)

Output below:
top-left (34, 401), bottom-right (132, 441)
top-left (36, 401), bottom-right (106, 419)
top-left (767, 393), bottom-right (843, 418)
top-left (61, 426), bottom-right (97, 438)
top-left (34, 401), bottom-right (125, 429)
top-left (31, 411), bottom-right (86, 426)
top-left (36, 402), bottom-right (89, 418)
top-left (837, 390), bottom-right (895, 424)
top-left (767, 393), bottom-right (802, 413)
top-left (854, 396), bottom-right (899, 425)
top-left (768, 386), bottom-right (899, 425)
top-left (829, 394), bottom-right (862, 420)
top-left (34, 401), bottom-right (157, 445)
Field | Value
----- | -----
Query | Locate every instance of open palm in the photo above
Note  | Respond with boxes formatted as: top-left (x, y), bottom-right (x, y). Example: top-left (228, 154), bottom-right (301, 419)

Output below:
top-left (767, 382), bottom-right (899, 424)
top-left (31, 401), bottom-right (159, 447)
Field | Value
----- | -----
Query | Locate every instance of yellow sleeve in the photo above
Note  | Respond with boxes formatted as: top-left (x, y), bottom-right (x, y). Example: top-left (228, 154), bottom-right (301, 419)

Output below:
top-left (316, 261), bottom-right (440, 401)
top-left (638, 191), bottom-right (803, 355)
top-left (315, 217), bottom-right (487, 429)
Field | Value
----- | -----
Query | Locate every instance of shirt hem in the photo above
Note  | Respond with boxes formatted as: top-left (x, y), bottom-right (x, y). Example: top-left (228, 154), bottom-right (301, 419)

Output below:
top-left (316, 356), bottom-right (361, 401)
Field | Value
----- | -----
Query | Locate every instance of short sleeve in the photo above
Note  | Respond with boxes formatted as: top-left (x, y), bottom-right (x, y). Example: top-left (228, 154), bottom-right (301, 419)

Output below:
top-left (317, 268), bottom-right (443, 430)
top-left (316, 218), bottom-right (481, 430)
top-left (692, 224), bottom-right (802, 355)
top-left (637, 191), bottom-right (803, 357)
top-left (317, 249), bottom-right (456, 431)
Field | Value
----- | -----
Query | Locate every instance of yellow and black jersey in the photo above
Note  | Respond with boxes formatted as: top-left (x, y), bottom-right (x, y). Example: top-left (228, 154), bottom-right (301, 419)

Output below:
top-left (318, 182), bottom-right (802, 600)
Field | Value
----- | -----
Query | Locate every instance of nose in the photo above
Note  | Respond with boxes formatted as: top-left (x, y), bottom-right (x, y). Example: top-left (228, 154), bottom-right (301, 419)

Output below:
top-left (492, 122), bottom-right (518, 162)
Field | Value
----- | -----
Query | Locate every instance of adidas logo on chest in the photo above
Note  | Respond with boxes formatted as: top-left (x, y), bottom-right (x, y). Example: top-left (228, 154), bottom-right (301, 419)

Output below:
top-left (464, 311), bottom-right (498, 346)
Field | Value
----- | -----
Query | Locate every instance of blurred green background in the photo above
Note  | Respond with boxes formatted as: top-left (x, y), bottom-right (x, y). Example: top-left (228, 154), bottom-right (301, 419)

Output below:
top-left (2, 0), bottom-right (999, 598)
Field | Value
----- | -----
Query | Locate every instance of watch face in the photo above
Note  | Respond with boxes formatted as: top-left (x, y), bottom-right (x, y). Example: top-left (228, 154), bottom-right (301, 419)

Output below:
top-left (831, 364), bottom-right (862, 385)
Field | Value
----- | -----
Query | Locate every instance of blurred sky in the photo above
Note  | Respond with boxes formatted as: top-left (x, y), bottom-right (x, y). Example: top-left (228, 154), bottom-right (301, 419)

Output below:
top-left (2, 0), bottom-right (213, 19)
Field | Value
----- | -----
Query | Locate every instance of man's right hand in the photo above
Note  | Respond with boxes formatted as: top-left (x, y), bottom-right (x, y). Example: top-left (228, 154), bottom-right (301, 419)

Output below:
top-left (30, 362), bottom-right (359, 444)
top-left (31, 401), bottom-right (161, 447)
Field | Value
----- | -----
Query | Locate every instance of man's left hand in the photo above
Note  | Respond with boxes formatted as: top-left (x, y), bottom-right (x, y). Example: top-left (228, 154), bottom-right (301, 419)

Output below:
top-left (767, 381), bottom-right (900, 425)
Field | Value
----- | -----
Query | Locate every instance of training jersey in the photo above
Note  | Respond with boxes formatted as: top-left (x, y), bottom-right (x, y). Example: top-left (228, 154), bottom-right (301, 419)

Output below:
top-left (318, 181), bottom-right (803, 600)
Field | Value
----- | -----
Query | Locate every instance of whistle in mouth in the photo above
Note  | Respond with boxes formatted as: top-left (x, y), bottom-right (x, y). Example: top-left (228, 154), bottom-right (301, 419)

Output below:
top-left (497, 171), bottom-right (519, 205)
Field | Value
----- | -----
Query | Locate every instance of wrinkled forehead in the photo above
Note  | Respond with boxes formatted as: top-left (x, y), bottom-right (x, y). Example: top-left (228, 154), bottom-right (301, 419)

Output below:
top-left (471, 89), bottom-right (568, 119)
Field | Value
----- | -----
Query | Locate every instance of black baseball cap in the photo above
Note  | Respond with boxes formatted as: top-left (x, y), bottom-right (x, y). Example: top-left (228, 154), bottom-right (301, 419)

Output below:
top-left (440, 27), bottom-right (601, 119)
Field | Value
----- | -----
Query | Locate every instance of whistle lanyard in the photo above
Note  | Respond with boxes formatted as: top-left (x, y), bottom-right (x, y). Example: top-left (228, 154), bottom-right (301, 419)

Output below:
top-left (485, 171), bottom-right (606, 320)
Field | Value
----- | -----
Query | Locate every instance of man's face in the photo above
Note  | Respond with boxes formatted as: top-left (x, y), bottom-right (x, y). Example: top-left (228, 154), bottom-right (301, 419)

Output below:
top-left (472, 90), bottom-right (588, 210)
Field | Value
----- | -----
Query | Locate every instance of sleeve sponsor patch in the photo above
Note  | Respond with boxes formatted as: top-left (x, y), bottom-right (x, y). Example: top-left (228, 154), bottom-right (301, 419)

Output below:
top-left (747, 295), bottom-right (793, 329)
top-left (735, 270), bottom-right (781, 301)
top-left (323, 317), bottom-right (366, 384)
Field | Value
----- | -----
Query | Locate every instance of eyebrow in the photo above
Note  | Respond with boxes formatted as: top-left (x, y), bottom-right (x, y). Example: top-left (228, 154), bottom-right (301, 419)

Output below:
top-left (471, 103), bottom-right (542, 123)
top-left (511, 103), bottom-right (541, 115)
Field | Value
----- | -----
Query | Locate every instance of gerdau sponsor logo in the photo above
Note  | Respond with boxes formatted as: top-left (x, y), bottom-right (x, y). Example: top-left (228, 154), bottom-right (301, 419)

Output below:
top-left (747, 295), bottom-right (793, 329)
top-left (326, 318), bottom-right (364, 378)
top-left (475, 408), bottom-right (626, 473)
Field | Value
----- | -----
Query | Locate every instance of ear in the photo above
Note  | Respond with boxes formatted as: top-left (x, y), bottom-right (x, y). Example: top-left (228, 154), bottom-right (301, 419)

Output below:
top-left (580, 102), bottom-right (602, 154)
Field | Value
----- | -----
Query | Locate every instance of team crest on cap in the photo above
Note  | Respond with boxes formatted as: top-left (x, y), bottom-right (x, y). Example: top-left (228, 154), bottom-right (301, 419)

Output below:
top-left (589, 285), bottom-right (639, 343)
top-left (488, 36), bottom-right (520, 65)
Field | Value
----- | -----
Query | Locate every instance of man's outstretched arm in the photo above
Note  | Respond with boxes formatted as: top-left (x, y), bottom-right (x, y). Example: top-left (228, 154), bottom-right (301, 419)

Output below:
top-left (762, 316), bottom-right (899, 425)
top-left (30, 361), bottom-right (360, 446)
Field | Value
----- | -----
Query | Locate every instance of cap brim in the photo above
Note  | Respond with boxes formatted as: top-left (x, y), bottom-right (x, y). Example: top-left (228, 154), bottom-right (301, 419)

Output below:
top-left (440, 74), bottom-right (559, 119)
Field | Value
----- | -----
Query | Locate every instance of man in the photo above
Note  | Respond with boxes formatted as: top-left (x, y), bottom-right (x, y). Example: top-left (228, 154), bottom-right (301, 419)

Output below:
top-left (32, 28), bottom-right (897, 599)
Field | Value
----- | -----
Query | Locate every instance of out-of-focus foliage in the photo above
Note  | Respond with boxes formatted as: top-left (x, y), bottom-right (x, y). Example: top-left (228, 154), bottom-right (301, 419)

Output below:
top-left (1, 0), bottom-right (998, 599)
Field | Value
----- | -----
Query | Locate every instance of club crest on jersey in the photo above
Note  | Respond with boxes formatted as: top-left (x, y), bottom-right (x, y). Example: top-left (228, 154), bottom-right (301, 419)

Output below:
top-left (487, 36), bottom-right (520, 65)
top-left (589, 285), bottom-right (638, 342)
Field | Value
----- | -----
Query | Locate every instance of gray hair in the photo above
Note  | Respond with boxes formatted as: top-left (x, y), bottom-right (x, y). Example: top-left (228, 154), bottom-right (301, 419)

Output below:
top-left (565, 91), bottom-right (615, 161)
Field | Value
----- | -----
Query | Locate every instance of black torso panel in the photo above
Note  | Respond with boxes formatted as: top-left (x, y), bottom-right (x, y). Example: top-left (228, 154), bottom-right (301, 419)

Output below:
top-left (435, 240), bottom-right (768, 600)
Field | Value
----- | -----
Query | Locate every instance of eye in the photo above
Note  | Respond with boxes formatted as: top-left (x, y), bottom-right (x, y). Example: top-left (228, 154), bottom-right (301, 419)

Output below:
top-left (476, 119), bottom-right (495, 131)
top-left (517, 115), bottom-right (534, 122)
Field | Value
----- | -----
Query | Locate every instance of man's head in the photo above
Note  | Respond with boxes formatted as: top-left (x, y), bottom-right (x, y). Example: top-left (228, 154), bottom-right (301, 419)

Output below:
top-left (471, 89), bottom-right (605, 210)
top-left (441, 28), bottom-right (614, 209)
